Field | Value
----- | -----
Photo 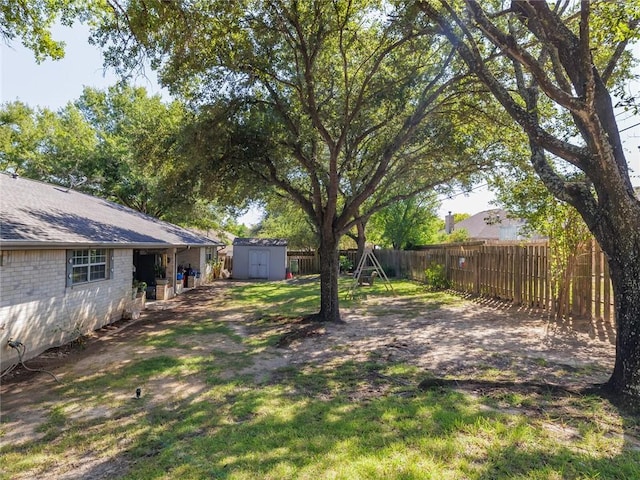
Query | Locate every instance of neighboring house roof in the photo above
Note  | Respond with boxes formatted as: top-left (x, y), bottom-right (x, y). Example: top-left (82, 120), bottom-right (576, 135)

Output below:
top-left (454, 209), bottom-right (527, 241)
top-left (187, 228), bottom-right (228, 248)
top-left (188, 229), bottom-right (236, 255)
top-left (0, 173), bottom-right (218, 249)
top-left (232, 237), bottom-right (288, 247)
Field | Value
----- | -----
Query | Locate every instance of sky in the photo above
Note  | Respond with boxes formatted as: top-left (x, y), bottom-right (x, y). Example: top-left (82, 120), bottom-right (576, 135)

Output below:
top-left (2, 23), bottom-right (639, 225)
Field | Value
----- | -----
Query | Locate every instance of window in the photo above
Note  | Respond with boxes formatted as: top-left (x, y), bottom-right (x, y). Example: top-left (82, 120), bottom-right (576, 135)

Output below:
top-left (67, 249), bottom-right (110, 285)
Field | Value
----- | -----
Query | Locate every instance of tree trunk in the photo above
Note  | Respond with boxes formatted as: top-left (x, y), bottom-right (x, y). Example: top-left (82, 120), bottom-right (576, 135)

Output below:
top-left (607, 258), bottom-right (640, 396)
top-left (593, 199), bottom-right (640, 396)
top-left (316, 230), bottom-right (342, 323)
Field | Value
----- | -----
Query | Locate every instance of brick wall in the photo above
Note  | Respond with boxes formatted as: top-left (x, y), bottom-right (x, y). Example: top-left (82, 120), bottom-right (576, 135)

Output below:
top-left (0, 248), bottom-right (134, 370)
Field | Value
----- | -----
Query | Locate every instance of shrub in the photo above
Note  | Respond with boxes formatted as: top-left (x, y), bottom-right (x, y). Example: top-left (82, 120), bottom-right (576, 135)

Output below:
top-left (339, 255), bottom-right (353, 273)
top-left (133, 280), bottom-right (147, 292)
top-left (424, 264), bottom-right (449, 290)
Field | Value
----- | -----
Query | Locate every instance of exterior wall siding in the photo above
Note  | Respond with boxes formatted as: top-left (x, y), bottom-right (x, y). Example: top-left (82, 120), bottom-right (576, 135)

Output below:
top-left (268, 246), bottom-right (287, 280)
top-left (0, 248), bottom-right (134, 370)
top-left (233, 247), bottom-right (250, 279)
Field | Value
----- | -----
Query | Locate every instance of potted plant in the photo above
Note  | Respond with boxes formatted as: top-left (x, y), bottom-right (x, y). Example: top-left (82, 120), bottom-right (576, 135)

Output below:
top-left (136, 281), bottom-right (147, 297)
top-left (132, 280), bottom-right (147, 299)
top-left (154, 264), bottom-right (168, 284)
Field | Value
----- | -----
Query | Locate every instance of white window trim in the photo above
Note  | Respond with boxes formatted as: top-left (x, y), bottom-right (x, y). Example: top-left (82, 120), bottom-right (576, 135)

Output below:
top-left (66, 248), bottom-right (112, 287)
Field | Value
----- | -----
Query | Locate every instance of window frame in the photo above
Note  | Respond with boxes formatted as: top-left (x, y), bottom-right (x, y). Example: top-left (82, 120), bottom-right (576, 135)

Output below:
top-left (66, 248), bottom-right (111, 286)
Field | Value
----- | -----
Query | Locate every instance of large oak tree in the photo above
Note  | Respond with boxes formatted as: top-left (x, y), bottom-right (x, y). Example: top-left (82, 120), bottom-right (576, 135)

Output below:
top-left (419, 0), bottom-right (640, 396)
top-left (95, 0), bottom-right (490, 322)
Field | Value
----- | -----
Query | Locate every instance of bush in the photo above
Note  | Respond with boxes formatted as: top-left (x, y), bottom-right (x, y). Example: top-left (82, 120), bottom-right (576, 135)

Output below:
top-left (339, 255), bottom-right (353, 273)
top-left (424, 264), bottom-right (450, 290)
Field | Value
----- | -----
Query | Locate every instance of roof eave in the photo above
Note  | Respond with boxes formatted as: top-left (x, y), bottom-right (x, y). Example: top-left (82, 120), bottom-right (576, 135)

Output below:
top-left (0, 240), bottom-right (221, 250)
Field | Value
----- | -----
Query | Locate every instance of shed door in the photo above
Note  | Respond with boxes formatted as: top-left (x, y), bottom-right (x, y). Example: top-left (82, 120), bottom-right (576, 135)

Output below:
top-left (249, 249), bottom-right (269, 279)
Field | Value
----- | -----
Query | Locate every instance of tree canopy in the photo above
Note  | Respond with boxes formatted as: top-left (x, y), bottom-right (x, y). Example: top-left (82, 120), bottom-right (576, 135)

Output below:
top-left (74, 84), bottom-right (195, 219)
top-left (0, 85), bottom-right (231, 226)
top-left (0, 101), bottom-right (99, 187)
top-left (255, 197), bottom-right (318, 250)
top-left (94, 0), bottom-right (493, 321)
top-left (1, 0), bottom-right (77, 61)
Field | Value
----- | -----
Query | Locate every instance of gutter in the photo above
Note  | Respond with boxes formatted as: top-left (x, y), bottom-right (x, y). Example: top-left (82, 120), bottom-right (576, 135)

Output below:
top-left (0, 240), bottom-right (223, 251)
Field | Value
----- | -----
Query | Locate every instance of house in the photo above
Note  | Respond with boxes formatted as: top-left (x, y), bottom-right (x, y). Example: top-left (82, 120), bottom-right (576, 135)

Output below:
top-left (0, 173), bottom-right (221, 370)
top-left (231, 238), bottom-right (288, 280)
top-left (450, 209), bottom-right (529, 241)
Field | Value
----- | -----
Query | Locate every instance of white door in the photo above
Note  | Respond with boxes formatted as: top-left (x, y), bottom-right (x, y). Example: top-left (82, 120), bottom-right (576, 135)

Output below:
top-left (249, 250), bottom-right (269, 278)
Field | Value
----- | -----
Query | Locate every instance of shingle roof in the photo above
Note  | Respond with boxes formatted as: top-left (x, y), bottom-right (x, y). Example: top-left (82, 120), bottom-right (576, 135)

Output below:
top-left (232, 237), bottom-right (288, 247)
top-left (0, 174), bottom-right (218, 249)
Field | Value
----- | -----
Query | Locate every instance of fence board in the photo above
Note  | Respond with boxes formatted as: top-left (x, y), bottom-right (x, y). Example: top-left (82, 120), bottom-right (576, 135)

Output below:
top-left (279, 242), bottom-right (614, 324)
top-left (375, 241), bottom-right (614, 324)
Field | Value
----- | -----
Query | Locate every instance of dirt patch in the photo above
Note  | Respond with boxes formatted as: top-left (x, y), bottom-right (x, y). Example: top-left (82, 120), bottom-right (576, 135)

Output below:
top-left (276, 322), bottom-right (326, 348)
top-left (0, 281), bottom-right (625, 478)
top-left (274, 296), bottom-right (615, 390)
top-left (239, 352), bottom-right (291, 383)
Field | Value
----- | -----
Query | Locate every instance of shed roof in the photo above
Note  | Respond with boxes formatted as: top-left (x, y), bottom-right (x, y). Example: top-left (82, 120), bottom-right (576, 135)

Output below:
top-left (232, 237), bottom-right (288, 247)
top-left (0, 173), bottom-right (218, 249)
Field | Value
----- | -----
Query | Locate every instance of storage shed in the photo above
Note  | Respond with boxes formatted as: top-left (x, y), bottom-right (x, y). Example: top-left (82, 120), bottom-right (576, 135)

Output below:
top-left (232, 238), bottom-right (288, 280)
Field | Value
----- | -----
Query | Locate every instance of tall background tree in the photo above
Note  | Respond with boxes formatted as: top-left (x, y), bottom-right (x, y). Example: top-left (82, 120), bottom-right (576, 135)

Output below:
top-left (368, 194), bottom-right (441, 250)
top-left (0, 101), bottom-right (99, 187)
top-left (0, 85), bottom-right (233, 229)
top-left (74, 85), bottom-right (196, 219)
top-left (255, 197), bottom-right (318, 250)
top-left (419, 0), bottom-right (640, 396)
top-left (94, 0), bottom-right (491, 322)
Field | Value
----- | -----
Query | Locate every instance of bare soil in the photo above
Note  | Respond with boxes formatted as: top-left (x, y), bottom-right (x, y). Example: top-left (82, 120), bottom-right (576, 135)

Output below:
top-left (0, 280), bottom-right (622, 478)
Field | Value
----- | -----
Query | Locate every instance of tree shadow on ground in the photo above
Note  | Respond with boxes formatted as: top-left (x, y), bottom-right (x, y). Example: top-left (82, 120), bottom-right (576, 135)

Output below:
top-left (20, 358), bottom-right (637, 479)
top-left (1, 281), bottom-right (637, 479)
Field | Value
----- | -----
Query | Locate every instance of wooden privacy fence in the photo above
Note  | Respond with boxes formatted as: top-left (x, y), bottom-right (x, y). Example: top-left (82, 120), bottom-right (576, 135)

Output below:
top-left (287, 250), bottom-right (358, 274)
top-left (282, 242), bottom-right (613, 323)
top-left (375, 241), bottom-right (615, 323)
top-left (287, 250), bottom-right (365, 274)
top-left (287, 251), bottom-right (320, 275)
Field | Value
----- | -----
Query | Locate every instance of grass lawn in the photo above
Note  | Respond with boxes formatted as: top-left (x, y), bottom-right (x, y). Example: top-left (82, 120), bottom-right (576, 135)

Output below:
top-left (0, 277), bottom-right (638, 479)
